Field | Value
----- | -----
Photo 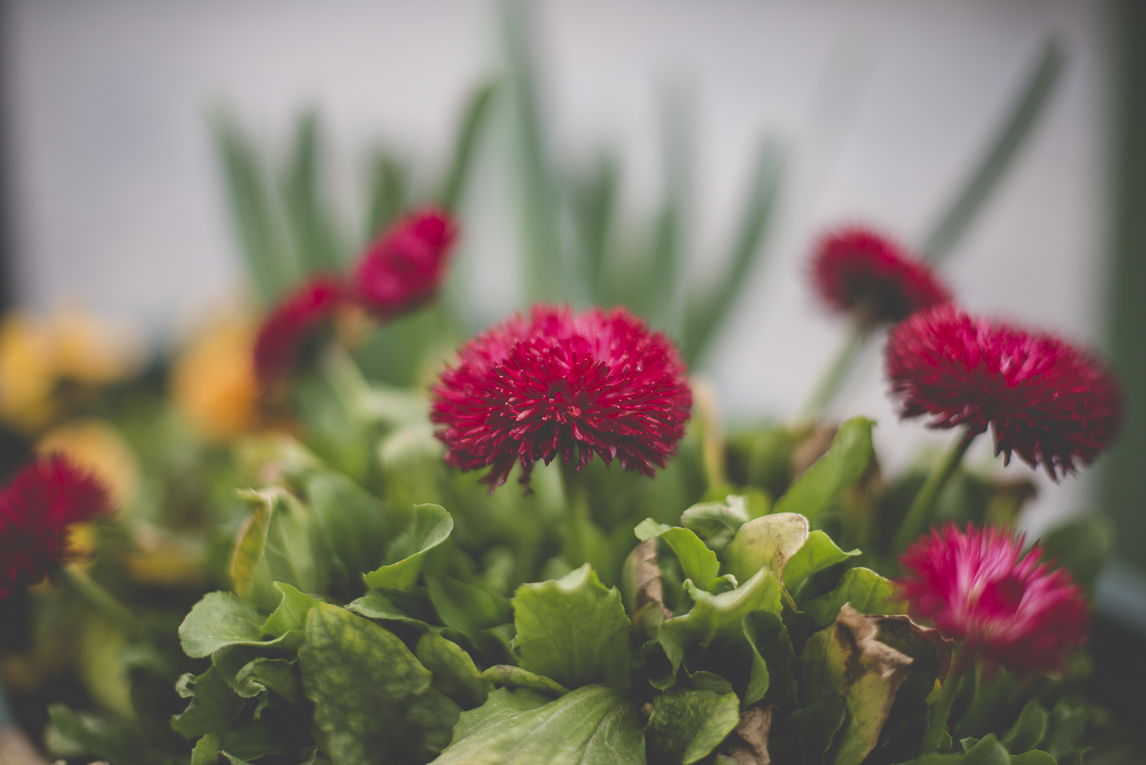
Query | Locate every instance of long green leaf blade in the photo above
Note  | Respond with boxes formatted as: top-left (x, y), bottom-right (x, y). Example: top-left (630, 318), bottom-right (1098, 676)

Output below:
top-left (438, 80), bottom-right (499, 212)
top-left (922, 37), bottom-right (1066, 262)
top-left (281, 110), bottom-right (346, 272)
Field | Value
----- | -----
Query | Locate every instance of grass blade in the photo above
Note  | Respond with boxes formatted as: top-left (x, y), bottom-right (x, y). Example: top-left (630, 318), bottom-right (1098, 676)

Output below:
top-left (281, 110), bottom-right (348, 272)
top-left (438, 80), bottom-right (499, 212)
top-left (365, 150), bottom-right (410, 244)
top-left (210, 110), bottom-right (297, 304)
top-left (569, 151), bottom-right (620, 305)
top-left (921, 36), bottom-right (1066, 262)
top-left (683, 137), bottom-right (784, 366)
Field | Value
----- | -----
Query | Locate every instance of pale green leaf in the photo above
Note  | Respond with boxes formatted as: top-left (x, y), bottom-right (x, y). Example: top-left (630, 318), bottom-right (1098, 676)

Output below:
top-left (364, 503), bottom-right (453, 592)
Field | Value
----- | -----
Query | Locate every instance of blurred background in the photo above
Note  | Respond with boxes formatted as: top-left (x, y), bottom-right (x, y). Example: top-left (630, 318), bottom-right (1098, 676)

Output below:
top-left (0, 0), bottom-right (1142, 705)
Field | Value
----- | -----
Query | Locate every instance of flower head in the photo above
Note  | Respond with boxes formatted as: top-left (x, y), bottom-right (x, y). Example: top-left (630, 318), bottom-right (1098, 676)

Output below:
top-left (897, 524), bottom-right (1089, 675)
top-left (353, 209), bottom-right (457, 320)
top-left (0, 454), bottom-right (113, 596)
top-left (431, 305), bottom-right (692, 489)
top-left (811, 227), bottom-right (951, 325)
top-left (886, 304), bottom-right (1120, 478)
top-left (254, 276), bottom-right (344, 386)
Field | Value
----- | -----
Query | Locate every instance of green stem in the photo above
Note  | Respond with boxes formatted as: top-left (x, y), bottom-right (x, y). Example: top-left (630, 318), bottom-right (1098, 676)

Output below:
top-left (57, 565), bottom-right (140, 638)
top-left (921, 653), bottom-right (967, 754)
top-left (893, 428), bottom-right (978, 552)
top-left (799, 323), bottom-right (868, 420)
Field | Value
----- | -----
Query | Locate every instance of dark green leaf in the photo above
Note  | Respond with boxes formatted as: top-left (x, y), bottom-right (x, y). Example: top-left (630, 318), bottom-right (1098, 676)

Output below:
top-left (512, 564), bottom-right (631, 689)
top-left (172, 668), bottom-right (245, 739)
top-left (1039, 516), bottom-right (1111, 589)
top-left (645, 689), bottom-right (741, 765)
top-left (416, 632), bottom-right (493, 709)
top-left (305, 469), bottom-right (393, 582)
top-left (784, 530), bottom-right (860, 590)
top-left (961, 734), bottom-right (1011, 765)
top-left (1010, 751), bottom-right (1058, 765)
top-left (299, 603), bottom-right (460, 764)
top-left (432, 685), bottom-right (646, 764)
top-left (347, 589), bottom-right (440, 632)
top-left (192, 734), bottom-right (221, 765)
top-left (1041, 701), bottom-right (1085, 760)
top-left (743, 610), bottom-right (798, 712)
top-left (1001, 700), bottom-right (1049, 754)
top-left (482, 665), bottom-right (570, 697)
top-left (768, 697), bottom-right (847, 765)
top-left (427, 574), bottom-right (512, 641)
top-left (772, 417), bottom-right (874, 523)
top-left (364, 503), bottom-right (453, 592)
top-left (802, 567), bottom-right (906, 628)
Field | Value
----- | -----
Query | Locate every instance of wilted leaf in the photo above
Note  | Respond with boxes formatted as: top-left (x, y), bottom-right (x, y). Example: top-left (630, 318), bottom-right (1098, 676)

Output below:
top-left (299, 603), bottom-right (460, 764)
top-left (800, 605), bottom-right (914, 765)
top-left (364, 503), bottom-right (453, 593)
top-left (723, 513), bottom-right (809, 585)
top-left (512, 564), bottom-right (630, 689)
top-left (233, 488), bottom-right (330, 611)
top-left (430, 685), bottom-right (645, 764)
top-left (621, 538), bottom-right (671, 640)
top-left (720, 706), bottom-right (773, 765)
top-left (802, 567), bottom-right (906, 628)
top-left (645, 689), bottom-right (741, 764)
top-left (772, 417), bottom-right (874, 523)
top-left (783, 531), bottom-right (859, 591)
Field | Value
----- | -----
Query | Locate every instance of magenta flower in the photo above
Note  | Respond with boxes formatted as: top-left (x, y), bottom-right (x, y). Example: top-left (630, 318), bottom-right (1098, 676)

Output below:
top-left (353, 209), bottom-right (458, 320)
top-left (885, 304), bottom-right (1121, 478)
top-left (254, 276), bottom-right (345, 386)
top-left (431, 305), bottom-right (693, 489)
top-left (897, 524), bottom-right (1089, 675)
top-left (812, 226), bottom-right (951, 325)
top-left (0, 455), bottom-right (113, 596)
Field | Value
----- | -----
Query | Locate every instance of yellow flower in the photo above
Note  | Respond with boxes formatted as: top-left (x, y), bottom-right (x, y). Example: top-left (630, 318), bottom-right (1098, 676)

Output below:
top-left (36, 418), bottom-right (140, 512)
top-left (0, 312), bottom-right (56, 432)
top-left (47, 305), bottom-right (142, 386)
top-left (171, 316), bottom-right (262, 441)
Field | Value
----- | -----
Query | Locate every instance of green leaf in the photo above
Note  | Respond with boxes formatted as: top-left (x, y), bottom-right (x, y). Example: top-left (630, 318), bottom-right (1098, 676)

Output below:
top-left (427, 575), bottom-right (513, 642)
top-left (803, 567), bottom-right (906, 628)
top-left (784, 530), bottom-right (860, 590)
top-left (683, 136), bottom-right (783, 365)
top-left (417, 632), bottom-right (493, 709)
top-left (657, 569), bottom-right (782, 678)
top-left (179, 592), bottom-right (267, 659)
top-left (635, 519), bottom-right (721, 586)
top-left (511, 564), bottom-right (631, 689)
top-left (768, 697), bottom-right (848, 765)
top-left (482, 665), bottom-right (570, 697)
top-left (192, 734), bottom-right (222, 765)
top-left (172, 668), bottom-right (245, 739)
top-left (438, 80), bottom-right (499, 211)
top-left (921, 37), bottom-right (1065, 262)
top-left (1009, 751), bottom-right (1058, 765)
top-left (800, 605), bottom-right (915, 765)
top-left (773, 417), bottom-right (874, 523)
top-left (233, 488), bottom-right (331, 611)
top-left (261, 582), bottom-right (320, 651)
top-left (1001, 700), bottom-right (1049, 754)
top-left (431, 685), bottom-right (646, 764)
top-left (570, 150), bottom-right (620, 302)
top-left (722, 512), bottom-right (809, 585)
top-left (364, 503), bottom-right (454, 592)
top-left (680, 495), bottom-right (752, 552)
top-left (743, 610), bottom-right (798, 712)
top-left (305, 469), bottom-right (392, 581)
top-left (645, 689), bottom-right (741, 765)
top-left (299, 603), bottom-right (460, 764)
top-left (235, 658), bottom-right (301, 705)
top-left (364, 150), bottom-right (409, 241)
top-left (961, 734), bottom-right (1011, 765)
top-left (1039, 516), bottom-right (1111, 589)
top-left (1041, 701), bottom-right (1085, 760)
top-left (48, 703), bottom-right (173, 765)
top-left (280, 110), bottom-right (346, 273)
top-left (347, 589), bottom-right (440, 632)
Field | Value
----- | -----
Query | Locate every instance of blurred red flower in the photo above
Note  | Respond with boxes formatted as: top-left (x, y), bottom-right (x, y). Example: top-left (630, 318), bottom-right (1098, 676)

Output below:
top-left (253, 276), bottom-right (345, 386)
top-left (898, 524), bottom-right (1089, 675)
top-left (431, 305), bottom-right (692, 489)
top-left (885, 304), bottom-right (1120, 478)
top-left (0, 454), bottom-right (113, 596)
top-left (812, 227), bottom-right (951, 325)
top-left (353, 209), bottom-right (457, 320)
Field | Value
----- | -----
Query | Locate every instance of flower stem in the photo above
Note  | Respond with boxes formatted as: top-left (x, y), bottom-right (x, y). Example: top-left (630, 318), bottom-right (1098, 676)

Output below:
top-left (57, 564), bottom-right (140, 638)
top-left (893, 428), bottom-right (978, 553)
top-left (921, 653), bottom-right (968, 754)
top-left (799, 323), bottom-right (868, 420)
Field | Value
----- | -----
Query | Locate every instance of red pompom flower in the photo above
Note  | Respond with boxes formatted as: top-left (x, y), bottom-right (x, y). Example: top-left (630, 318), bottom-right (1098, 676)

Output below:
top-left (254, 276), bottom-right (345, 386)
top-left (0, 454), bottom-right (113, 597)
top-left (897, 524), bottom-right (1089, 675)
top-left (431, 305), bottom-right (693, 489)
top-left (811, 227), bottom-right (951, 325)
top-left (886, 304), bottom-right (1120, 479)
top-left (353, 209), bottom-right (458, 320)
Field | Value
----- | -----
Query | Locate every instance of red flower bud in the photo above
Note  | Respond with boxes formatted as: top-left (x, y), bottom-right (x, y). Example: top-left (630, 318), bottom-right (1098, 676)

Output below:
top-left (353, 209), bottom-right (457, 321)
